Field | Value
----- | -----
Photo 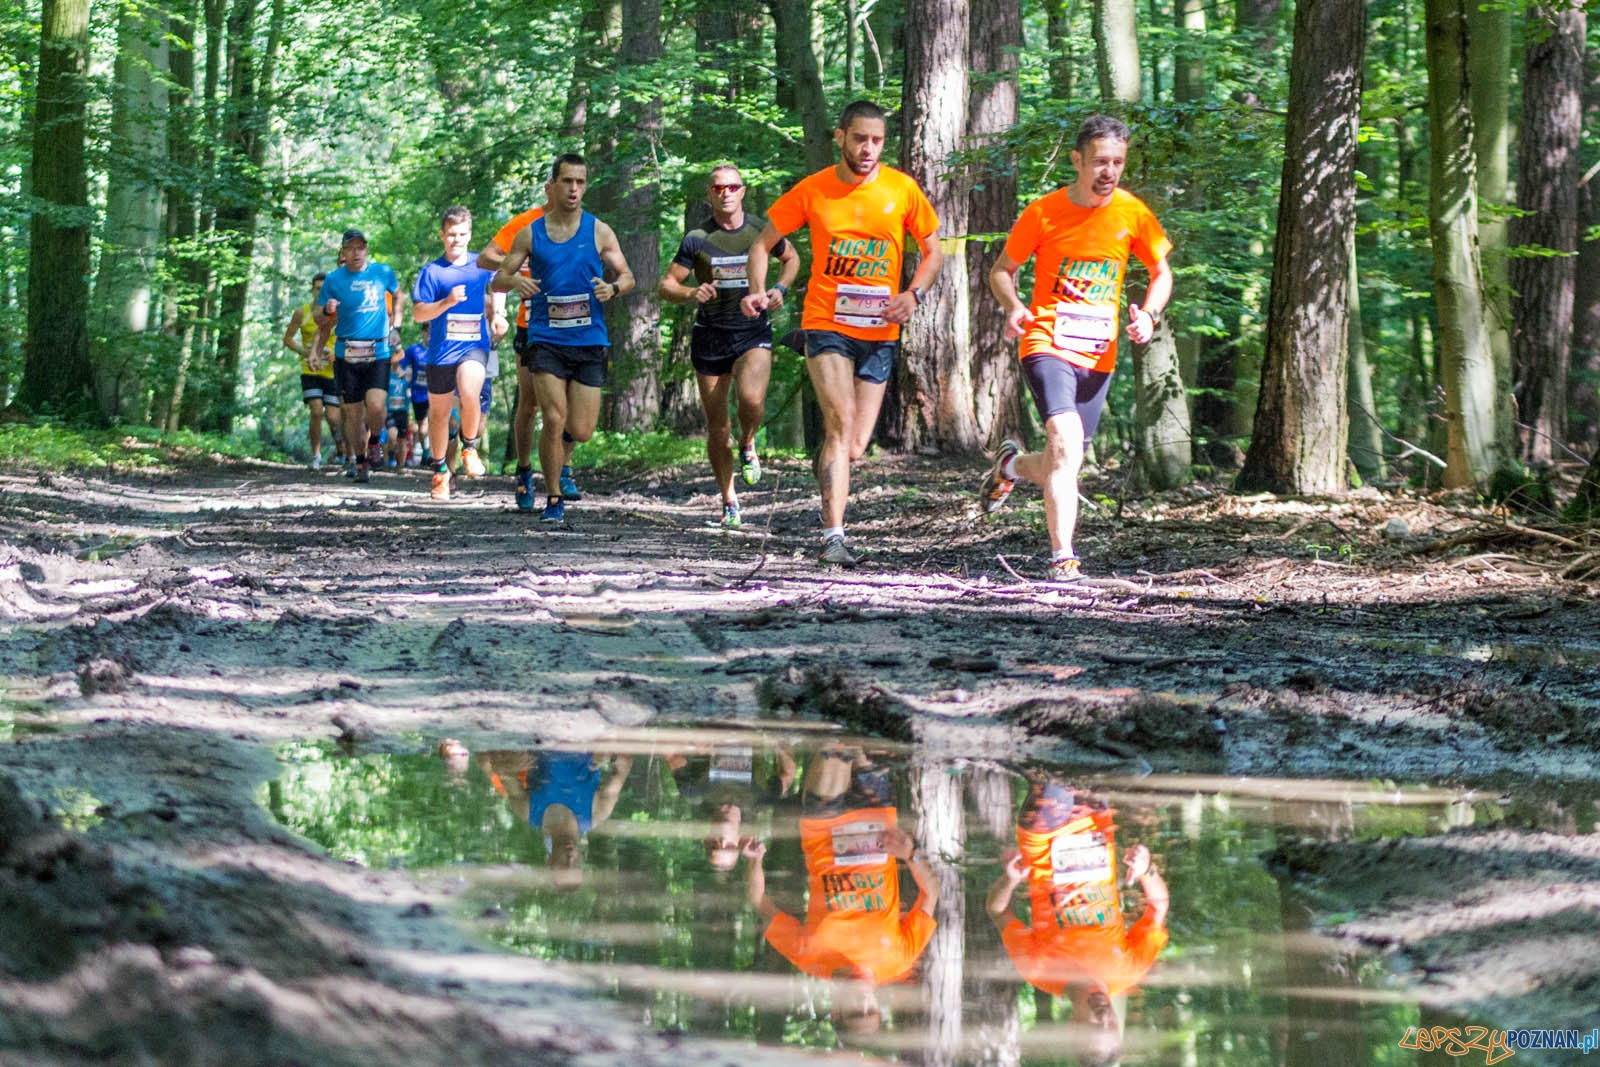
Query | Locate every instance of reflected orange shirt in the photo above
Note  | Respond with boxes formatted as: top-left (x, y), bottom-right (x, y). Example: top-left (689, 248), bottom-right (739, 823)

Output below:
top-left (1003, 187), bottom-right (1171, 372)
top-left (766, 166), bottom-right (939, 343)
top-left (492, 207), bottom-right (546, 329)
top-left (762, 806), bottom-right (936, 984)
top-left (1001, 808), bottom-right (1167, 996)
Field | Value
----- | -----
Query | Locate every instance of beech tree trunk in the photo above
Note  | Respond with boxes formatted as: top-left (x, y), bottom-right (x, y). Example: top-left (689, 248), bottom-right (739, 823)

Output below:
top-left (1093, 0), bottom-right (1141, 104)
top-left (912, 761), bottom-right (964, 1067)
top-left (1572, 44), bottom-right (1600, 447)
top-left (1043, 0), bottom-right (1073, 99)
top-left (1346, 232), bottom-right (1385, 481)
top-left (967, 0), bottom-right (1026, 450)
top-left (21, 0), bottom-right (94, 415)
top-left (1237, 0), bottom-right (1364, 495)
top-left (1467, 0), bottom-right (1516, 465)
top-left (1425, 0), bottom-right (1499, 489)
top-left (1510, 5), bottom-right (1585, 462)
top-left (769, 0), bottom-right (832, 173)
top-left (889, 0), bottom-right (976, 453)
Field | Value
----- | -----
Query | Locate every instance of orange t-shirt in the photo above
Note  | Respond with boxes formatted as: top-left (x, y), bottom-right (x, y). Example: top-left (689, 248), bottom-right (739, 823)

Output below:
top-left (762, 806), bottom-right (936, 984)
top-left (766, 166), bottom-right (939, 342)
top-left (491, 207), bottom-right (546, 329)
top-left (1001, 808), bottom-right (1168, 995)
top-left (1003, 186), bottom-right (1171, 373)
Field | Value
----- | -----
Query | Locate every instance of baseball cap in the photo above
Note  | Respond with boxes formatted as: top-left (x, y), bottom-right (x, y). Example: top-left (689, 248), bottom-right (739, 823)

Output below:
top-left (340, 228), bottom-right (367, 246)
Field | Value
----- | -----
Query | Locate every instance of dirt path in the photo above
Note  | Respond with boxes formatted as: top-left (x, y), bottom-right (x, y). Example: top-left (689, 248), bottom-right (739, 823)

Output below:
top-left (1, 455), bottom-right (1596, 1063)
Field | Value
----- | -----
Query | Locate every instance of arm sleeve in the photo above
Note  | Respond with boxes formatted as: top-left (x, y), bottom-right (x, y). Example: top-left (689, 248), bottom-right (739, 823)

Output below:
top-left (1002, 201), bottom-right (1043, 266)
top-left (763, 913), bottom-right (807, 972)
top-left (765, 182), bottom-right (807, 237)
top-left (1132, 204), bottom-right (1173, 272)
top-left (670, 233), bottom-right (699, 272)
top-left (1125, 909), bottom-right (1170, 972)
top-left (492, 215), bottom-right (522, 253)
top-left (411, 264), bottom-right (437, 305)
top-left (905, 181), bottom-right (940, 240)
top-left (383, 264), bottom-right (399, 294)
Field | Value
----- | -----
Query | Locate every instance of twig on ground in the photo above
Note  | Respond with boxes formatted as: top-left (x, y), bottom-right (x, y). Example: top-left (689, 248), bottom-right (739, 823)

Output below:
top-left (731, 472), bottom-right (780, 588)
top-left (996, 554), bottom-right (1033, 584)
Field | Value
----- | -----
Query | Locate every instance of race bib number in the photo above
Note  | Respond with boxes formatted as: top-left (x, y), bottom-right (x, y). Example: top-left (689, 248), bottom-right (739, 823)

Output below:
top-left (386, 374), bottom-right (406, 409)
top-left (446, 312), bottom-right (481, 342)
top-left (830, 819), bottom-right (888, 867)
top-left (707, 746), bottom-right (753, 784)
top-left (547, 293), bottom-right (592, 329)
top-left (342, 339), bottom-right (377, 363)
top-left (1050, 831), bottom-right (1113, 885)
top-left (709, 254), bottom-right (749, 289)
top-left (833, 283), bottom-right (891, 329)
top-left (1051, 302), bottom-right (1117, 356)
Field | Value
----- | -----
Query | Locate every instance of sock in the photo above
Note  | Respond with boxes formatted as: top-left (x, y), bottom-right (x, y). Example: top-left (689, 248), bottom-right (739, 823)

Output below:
top-left (516, 464), bottom-right (533, 476)
top-left (561, 465), bottom-right (573, 476)
top-left (1001, 455), bottom-right (1019, 481)
top-left (561, 430), bottom-right (574, 445)
top-left (462, 435), bottom-right (478, 450)
top-left (435, 460), bottom-right (449, 474)
top-left (822, 526), bottom-right (845, 542)
top-left (1051, 548), bottom-right (1077, 563)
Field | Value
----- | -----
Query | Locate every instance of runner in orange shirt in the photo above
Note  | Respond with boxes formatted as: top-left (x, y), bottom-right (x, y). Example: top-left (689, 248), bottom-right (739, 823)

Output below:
top-left (981, 114), bottom-right (1174, 581)
top-left (740, 749), bottom-right (939, 1037)
top-left (985, 777), bottom-right (1169, 1066)
top-left (740, 100), bottom-right (944, 567)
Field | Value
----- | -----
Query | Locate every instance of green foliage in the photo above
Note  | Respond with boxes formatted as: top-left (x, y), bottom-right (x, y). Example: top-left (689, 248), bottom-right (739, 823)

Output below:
top-left (0, 418), bottom-right (290, 470)
top-left (568, 429), bottom-right (712, 471)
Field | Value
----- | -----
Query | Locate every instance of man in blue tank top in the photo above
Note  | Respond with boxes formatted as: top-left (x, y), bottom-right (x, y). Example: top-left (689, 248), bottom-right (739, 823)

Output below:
top-left (492, 154), bottom-right (635, 523)
top-left (310, 229), bottom-right (404, 483)
top-left (413, 205), bottom-right (508, 501)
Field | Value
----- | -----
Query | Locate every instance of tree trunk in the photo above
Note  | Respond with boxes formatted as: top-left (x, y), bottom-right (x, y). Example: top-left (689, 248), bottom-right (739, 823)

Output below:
top-left (1173, 0), bottom-right (1206, 105)
top-left (1043, 0), bottom-right (1073, 99)
top-left (768, 0), bottom-right (832, 173)
top-left (1569, 439), bottom-right (1600, 520)
top-left (1093, 0), bottom-right (1141, 105)
top-left (564, 0), bottom-right (620, 141)
top-left (1232, 0), bottom-right (1279, 106)
top-left (967, 0), bottom-right (1026, 450)
top-left (1237, 0), bottom-right (1363, 496)
top-left (911, 761), bottom-right (964, 1067)
top-left (602, 0), bottom-right (663, 431)
top-left (1131, 321), bottom-right (1193, 489)
top-left (93, 0), bottom-right (169, 423)
top-left (1346, 232), bottom-right (1385, 481)
top-left (161, 0), bottom-right (199, 431)
top-left (1510, 5), bottom-right (1585, 463)
top-left (1573, 44), bottom-right (1600, 447)
top-left (1425, 0), bottom-right (1499, 489)
top-left (21, 0), bottom-right (94, 415)
top-left (1467, 0), bottom-right (1517, 468)
top-left (890, 0), bottom-right (975, 454)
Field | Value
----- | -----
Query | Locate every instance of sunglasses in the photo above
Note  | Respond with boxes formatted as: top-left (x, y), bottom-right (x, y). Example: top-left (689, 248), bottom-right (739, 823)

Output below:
top-left (711, 183), bottom-right (744, 194)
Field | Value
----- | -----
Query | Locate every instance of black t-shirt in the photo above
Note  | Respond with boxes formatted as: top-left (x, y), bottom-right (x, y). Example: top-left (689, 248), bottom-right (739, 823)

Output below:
top-left (671, 215), bottom-right (789, 330)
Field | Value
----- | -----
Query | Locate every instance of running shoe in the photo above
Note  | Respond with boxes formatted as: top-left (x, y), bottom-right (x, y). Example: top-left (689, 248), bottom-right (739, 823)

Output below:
top-left (540, 498), bottom-right (565, 524)
top-left (515, 468), bottom-right (535, 512)
top-left (461, 445), bottom-right (486, 478)
top-left (356, 462), bottom-right (371, 484)
top-left (1047, 557), bottom-right (1082, 582)
top-left (309, 453), bottom-right (323, 470)
top-left (818, 535), bottom-right (860, 568)
top-left (979, 439), bottom-right (1023, 515)
top-left (740, 448), bottom-right (762, 486)
top-left (720, 502), bottom-right (742, 529)
top-left (344, 462), bottom-right (357, 480)
top-left (559, 466), bottom-right (581, 501)
top-left (431, 469), bottom-right (451, 501)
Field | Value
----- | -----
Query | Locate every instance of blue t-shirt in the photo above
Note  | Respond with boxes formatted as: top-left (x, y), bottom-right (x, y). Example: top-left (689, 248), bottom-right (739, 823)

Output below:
top-left (387, 352), bottom-right (411, 410)
top-left (316, 262), bottom-right (399, 360)
top-left (405, 343), bottom-right (430, 403)
top-left (527, 751), bottom-right (602, 837)
top-left (412, 254), bottom-right (493, 366)
top-left (525, 212), bottom-right (609, 348)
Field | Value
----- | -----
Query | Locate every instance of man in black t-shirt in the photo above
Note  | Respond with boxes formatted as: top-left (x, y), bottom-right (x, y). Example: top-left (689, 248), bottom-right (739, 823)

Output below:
top-left (661, 164), bottom-right (799, 529)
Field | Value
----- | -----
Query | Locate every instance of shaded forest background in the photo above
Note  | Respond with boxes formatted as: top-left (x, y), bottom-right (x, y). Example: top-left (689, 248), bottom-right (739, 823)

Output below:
top-left (3, 0), bottom-right (1598, 506)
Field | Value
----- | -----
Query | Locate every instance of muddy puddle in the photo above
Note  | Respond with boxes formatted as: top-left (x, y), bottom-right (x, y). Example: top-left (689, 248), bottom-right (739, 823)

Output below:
top-left (263, 724), bottom-right (1599, 1065)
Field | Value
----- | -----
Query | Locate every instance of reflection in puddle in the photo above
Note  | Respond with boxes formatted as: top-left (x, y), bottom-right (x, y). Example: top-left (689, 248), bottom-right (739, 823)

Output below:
top-left (265, 728), bottom-right (1588, 1064)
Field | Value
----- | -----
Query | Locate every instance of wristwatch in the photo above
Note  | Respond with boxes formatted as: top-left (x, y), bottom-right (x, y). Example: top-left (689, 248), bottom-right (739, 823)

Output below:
top-left (1145, 306), bottom-right (1162, 326)
top-left (910, 287), bottom-right (925, 306)
top-left (773, 283), bottom-right (788, 298)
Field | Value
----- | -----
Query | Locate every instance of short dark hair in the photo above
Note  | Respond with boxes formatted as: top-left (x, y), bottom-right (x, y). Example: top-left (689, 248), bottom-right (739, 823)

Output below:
top-left (1075, 114), bottom-right (1132, 153)
top-left (837, 99), bottom-right (888, 132)
top-left (311, 272), bottom-right (326, 285)
top-left (551, 153), bottom-right (587, 180)
top-left (441, 205), bottom-right (471, 229)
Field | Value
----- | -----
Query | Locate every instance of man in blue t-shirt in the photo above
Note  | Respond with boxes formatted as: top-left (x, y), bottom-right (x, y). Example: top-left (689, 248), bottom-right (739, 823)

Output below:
top-left (492, 154), bottom-right (635, 523)
top-left (405, 343), bottom-right (430, 466)
top-left (413, 206), bottom-right (507, 502)
top-left (310, 229), bottom-right (404, 483)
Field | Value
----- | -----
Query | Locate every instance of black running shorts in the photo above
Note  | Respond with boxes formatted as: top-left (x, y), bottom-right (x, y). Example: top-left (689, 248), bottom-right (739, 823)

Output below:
top-left (1020, 356), bottom-right (1112, 443)
top-left (335, 359), bottom-right (388, 405)
top-left (690, 322), bottom-right (774, 378)
top-left (523, 342), bottom-right (608, 388)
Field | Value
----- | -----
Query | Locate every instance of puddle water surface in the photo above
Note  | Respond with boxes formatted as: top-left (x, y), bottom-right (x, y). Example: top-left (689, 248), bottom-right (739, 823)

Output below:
top-left (264, 726), bottom-right (1595, 1064)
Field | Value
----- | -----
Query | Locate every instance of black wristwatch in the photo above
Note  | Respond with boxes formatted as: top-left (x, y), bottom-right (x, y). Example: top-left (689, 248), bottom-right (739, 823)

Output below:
top-left (910, 286), bottom-right (925, 306)
top-left (773, 283), bottom-right (788, 298)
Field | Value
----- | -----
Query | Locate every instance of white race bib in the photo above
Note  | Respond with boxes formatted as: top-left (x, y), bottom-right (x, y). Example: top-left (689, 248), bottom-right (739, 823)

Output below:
top-left (547, 292), bottom-right (592, 329)
top-left (833, 283), bottom-right (891, 329)
top-left (446, 312), bottom-right (481, 342)
top-left (342, 339), bottom-right (377, 363)
top-left (1049, 831), bottom-right (1113, 885)
top-left (830, 819), bottom-right (888, 867)
top-left (1052, 302), bottom-right (1117, 355)
top-left (709, 254), bottom-right (749, 289)
top-left (707, 746), bottom-right (753, 784)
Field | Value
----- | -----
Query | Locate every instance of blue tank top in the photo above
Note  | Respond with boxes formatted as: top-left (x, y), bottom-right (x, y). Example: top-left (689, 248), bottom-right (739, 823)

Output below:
top-left (527, 751), bottom-right (602, 836)
top-left (526, 212), bottom-right (609, 347)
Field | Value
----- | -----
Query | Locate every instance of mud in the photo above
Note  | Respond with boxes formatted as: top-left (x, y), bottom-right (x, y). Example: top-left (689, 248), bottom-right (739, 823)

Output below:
top-left (0, 453), bottom-right (1596, 1063)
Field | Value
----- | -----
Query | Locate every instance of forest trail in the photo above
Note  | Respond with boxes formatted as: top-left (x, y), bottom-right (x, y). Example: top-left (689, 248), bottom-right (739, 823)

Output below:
top-left (0, 454), bottom-right (1597, 1063)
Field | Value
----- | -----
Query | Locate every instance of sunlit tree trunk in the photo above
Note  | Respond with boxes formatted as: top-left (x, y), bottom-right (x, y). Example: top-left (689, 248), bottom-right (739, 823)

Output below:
top-left (603, 0), bottom-right (664, 431)
top-left (1346, 233), bottom-right (1385, 481)
top-left (1173, 0), bottom-right (1205, 104)
top-left (1093, 0), bottom-right (1140, 104)
top-left (1510, 5), bottom-right (1585, 463)
top-left (967, 0), bottom-right (1026, 450)
top-left (966, 767), bottom-right (1021, 1067)
top-left (1425, 0), bottom-right (1498, 489)
top-left (912, 761), bottom-right (964, 1067)
top-left (1237, 0), bottom-right (1363, 496)
top-left (161, 0), bottom-right (199, 431)
top-left (94, 0), bottom-right (168, 423)
top-left (21, 0), bottom-right (94, 415)
top-left (1467, 0), bottom-right (1516, 467)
